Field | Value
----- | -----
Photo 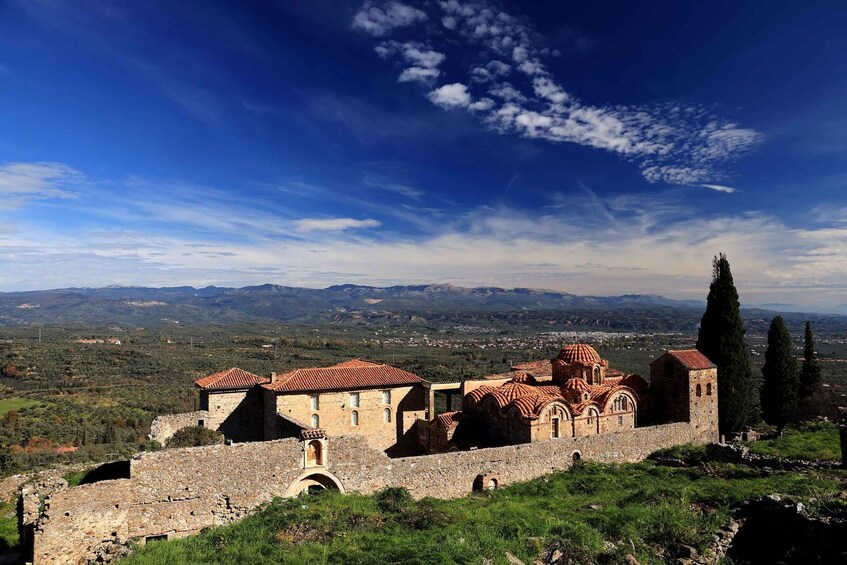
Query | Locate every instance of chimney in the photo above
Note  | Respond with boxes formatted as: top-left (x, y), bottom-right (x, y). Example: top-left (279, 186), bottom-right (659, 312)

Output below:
top-left (270, 372), bottom-right (277, 384)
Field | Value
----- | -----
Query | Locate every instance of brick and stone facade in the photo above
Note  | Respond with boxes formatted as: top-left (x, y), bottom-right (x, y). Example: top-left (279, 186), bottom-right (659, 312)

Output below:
top-left (20, 346), bottom-right (719, 564)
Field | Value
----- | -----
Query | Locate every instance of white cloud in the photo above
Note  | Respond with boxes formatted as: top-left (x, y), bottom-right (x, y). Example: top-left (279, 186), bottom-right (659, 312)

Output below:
top-left (294, 217), bottom-right (382, 233)
top-left (2, 162), bottom-right (847, 308)
top-left (468, 97), bottom-right (495, 112)
top-left (428, 83), bottom-right (472, 108)
top-left (0, 162), bottom-right (82, 209)
top-left (354, 0), bottom-right (764, 187)
top-left (399, 66), bottom-right (440, 83)
top-left (352, 1), bottom-right (427, 36)
top-left (699, 184), bottom-right (737, 194)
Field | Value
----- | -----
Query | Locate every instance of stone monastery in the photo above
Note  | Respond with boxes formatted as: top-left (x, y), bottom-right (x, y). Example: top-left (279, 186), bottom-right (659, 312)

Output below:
top-left (22, 343), bottom-right (718, 564)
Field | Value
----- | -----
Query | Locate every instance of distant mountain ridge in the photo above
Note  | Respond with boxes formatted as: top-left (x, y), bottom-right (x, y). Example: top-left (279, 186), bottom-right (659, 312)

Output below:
top-left (0, 283), bottom-right (842, 333)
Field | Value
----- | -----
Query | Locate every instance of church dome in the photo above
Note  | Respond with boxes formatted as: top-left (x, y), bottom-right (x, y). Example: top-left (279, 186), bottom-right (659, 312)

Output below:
top-left (563, 378), bottom-right (589, 393)
top-left (556, 344), bottom-right (601, 366)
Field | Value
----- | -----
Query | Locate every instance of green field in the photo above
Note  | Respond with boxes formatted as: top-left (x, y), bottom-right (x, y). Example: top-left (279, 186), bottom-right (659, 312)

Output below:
top-left (0, 397), bottom-right (42, 416)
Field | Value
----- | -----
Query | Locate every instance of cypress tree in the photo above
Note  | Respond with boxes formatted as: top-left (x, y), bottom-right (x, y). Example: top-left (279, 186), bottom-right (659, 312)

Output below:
top-left (696, 253), bottom-right (758, 436)
top-left (800, 321), bottom-right (822, 399)
top-left (760, 316), bottom-right (800, 435)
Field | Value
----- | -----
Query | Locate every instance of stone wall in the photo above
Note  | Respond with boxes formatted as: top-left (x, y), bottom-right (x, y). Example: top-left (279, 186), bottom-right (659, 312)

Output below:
top-left (201, 388), bottom-right (265, 442)
top-left (269, 384), bottom-right (427, 451)
top-left (149, 411), bottom-right (209, 444)
top-left (27, 422), bottom-right (695, 564)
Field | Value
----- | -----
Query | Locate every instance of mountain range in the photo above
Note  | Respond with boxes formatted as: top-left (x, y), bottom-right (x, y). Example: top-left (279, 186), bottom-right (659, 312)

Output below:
top-left (0, 284), bottom-right (842, 334)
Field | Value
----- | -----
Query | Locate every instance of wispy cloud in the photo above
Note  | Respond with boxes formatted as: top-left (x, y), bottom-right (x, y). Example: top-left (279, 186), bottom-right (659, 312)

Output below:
top-left (699, 184), bottom-right (737, 194)
top-left (0, 162), bottom-right (82, 209)
top-left (294, 217), bottom-right (382, 232)
top-left (352, 1), bottom-right (763, 187)
top-left (352, 1), bottom-right (427, 36)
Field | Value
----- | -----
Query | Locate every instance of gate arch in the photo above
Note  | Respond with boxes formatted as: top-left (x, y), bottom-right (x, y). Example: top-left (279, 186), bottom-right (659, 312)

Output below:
top-left (284, 469), bottom-right (345, 497)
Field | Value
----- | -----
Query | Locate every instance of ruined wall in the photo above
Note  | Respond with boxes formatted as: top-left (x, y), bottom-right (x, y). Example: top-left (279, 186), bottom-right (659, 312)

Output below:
top-left (149, 411), bottom-right (209, 444)
top-left (29, 422), bottom-right (695, 564)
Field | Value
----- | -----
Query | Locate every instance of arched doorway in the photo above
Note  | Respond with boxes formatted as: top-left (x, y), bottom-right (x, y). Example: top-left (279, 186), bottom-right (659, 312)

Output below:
top-left (285, 469), bottom-right (345, 497)
top-left (306, 440), bottom-right (323, 466)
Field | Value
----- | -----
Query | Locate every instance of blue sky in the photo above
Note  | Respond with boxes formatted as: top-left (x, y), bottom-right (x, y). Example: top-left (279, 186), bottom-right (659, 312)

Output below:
top-left (1, 1), bottom-right (846, 309)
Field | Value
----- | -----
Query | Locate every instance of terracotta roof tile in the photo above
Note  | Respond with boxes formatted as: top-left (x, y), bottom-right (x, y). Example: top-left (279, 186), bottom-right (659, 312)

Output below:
top-left (263, 360), bottom-right (422, 393)
top-left (195, 368), bottom-right (270, 390)
top-left (556, 344), bottom-right (601, 366)
top-left (510, 372), bottom-right (537, 385)
top-left (301, 429), bottom-right (326, 440)
top-left (434, 411), bottom-right (461, 429)
top-left (664, 350), bottom-right (716, 370)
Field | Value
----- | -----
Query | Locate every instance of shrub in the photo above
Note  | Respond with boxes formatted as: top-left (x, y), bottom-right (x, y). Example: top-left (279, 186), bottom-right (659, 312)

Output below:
top-left (374, 486), bottom-right (413, 514)
top-left (166, 426), bottom-right (224, 448)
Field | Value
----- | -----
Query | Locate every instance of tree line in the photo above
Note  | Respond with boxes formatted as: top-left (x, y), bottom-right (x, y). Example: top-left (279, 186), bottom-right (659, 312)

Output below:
top-left (696, 253), bottom-right (823, 437)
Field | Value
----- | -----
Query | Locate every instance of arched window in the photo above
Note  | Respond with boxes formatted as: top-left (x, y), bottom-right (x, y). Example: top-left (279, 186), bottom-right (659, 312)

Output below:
top-left (383, 407), bottom-right (391, 423)
top-left (706, 383), bottom-right (712, 396)
top-left (621, 396), bottom-right (628, 411)
top-left (310, 414), bottom-right (319, 428)
top-left (593, 366), bottom-right (601, 383)
top-left (351, 411), bottom-right (359, 426)
top-left (696, 384), bottom-right (702, 397)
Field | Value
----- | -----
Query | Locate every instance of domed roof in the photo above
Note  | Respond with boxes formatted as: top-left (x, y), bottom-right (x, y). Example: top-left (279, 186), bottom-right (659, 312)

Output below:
top-left (563, 378), bottom-right (589, 393)
top-left (556, 344), bottom-right (601, 366)
top-left (510, 372), bottom-right (537, 385)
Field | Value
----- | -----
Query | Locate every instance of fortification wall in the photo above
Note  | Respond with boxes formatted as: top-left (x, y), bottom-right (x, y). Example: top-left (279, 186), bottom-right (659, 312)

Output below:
top-left (29, 422), bottom-right (694, 564)
top-left (148, 411), bottom-right (209, 445)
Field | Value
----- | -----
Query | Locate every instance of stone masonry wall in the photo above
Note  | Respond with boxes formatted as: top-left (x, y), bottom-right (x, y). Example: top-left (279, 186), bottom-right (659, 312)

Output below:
top-left (272, 384), bottom-right (426, 451)
top-left (29, 422), bottom-right (694, 564)
top-left (148, 411), bottom-right (209, 444)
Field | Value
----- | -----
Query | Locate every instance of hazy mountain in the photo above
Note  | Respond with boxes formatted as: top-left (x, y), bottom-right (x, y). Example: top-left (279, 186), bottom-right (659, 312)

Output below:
top-left (0, 284), bottom-right (842, 334)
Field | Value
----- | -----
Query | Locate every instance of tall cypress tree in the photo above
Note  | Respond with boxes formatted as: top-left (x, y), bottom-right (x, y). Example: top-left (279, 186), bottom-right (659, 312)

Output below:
top-left (800, 321), bottom-right (822, 400)
top-left (761, 316), bottom-right (800, 435)
top-left (696, 253), bottom-right (758, 436)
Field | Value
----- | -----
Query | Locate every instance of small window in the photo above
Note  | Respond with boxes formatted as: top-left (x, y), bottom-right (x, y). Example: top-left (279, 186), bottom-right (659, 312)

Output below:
top-left (382, 390), bottom-right (391, 404)
top-left (706, 383), bottom-right (712, 396)
top-left (621, 396), bottom-right (628, 411)
top-left (197, 419), bottom-right (205, 427)
top-left (351, 410), bottom-right (359, 426)
top-left (310, 414), bottom-right (319, 428)
top-left (618, 415), bottom-right (623, 426)
top-left (350, 392), bottom-right (360, 408)
top-left (145, 534), bottom-right (168, 544)
top-left (309, 394), bottom-right (319, 411)
top-left (383, 407), bottom-right (391, 423)
top-left (696, 384), bottom-right (702, 397)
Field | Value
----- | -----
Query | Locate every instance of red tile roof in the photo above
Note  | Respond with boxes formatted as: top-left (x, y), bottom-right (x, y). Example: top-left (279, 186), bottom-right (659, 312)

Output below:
top-left (263, 360), bottom-right (422, 393)
top-left (434, 411), bottom-right (461, 429)
top-left (665, 350), bottom-right (716, 370)
top-left (195, 368), bottom-right (270, 390)
top-left (556, 344), bottom-right (601, 366)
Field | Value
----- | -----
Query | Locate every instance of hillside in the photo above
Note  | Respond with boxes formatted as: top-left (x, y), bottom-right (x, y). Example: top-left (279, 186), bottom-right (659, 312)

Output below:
top-left (0, 284), bottom-right (843, 335)
top-left (118, 424), bottom-right (845, 565)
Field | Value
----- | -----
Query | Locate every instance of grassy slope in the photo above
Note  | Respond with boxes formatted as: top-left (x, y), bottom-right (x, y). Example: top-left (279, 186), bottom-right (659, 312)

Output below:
top-left (122, 425), bottom-right (846, 565)
top-left (746, 421), bottom-right (841, 461)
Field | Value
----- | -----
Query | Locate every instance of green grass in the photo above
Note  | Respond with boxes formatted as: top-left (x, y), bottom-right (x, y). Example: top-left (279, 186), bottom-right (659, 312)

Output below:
top-left (0, 500), bottom-right (18, 553)
top-left (121, 459), bottom-right (845, 565)
top-left (746, 421), bottom-right (841, 461)
top-left (0, 397), bottom-right (41, 416)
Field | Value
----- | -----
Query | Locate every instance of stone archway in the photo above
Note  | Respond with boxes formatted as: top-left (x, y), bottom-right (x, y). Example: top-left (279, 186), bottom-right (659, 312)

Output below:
top-left (284, 469), bottom-right (345, 497)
